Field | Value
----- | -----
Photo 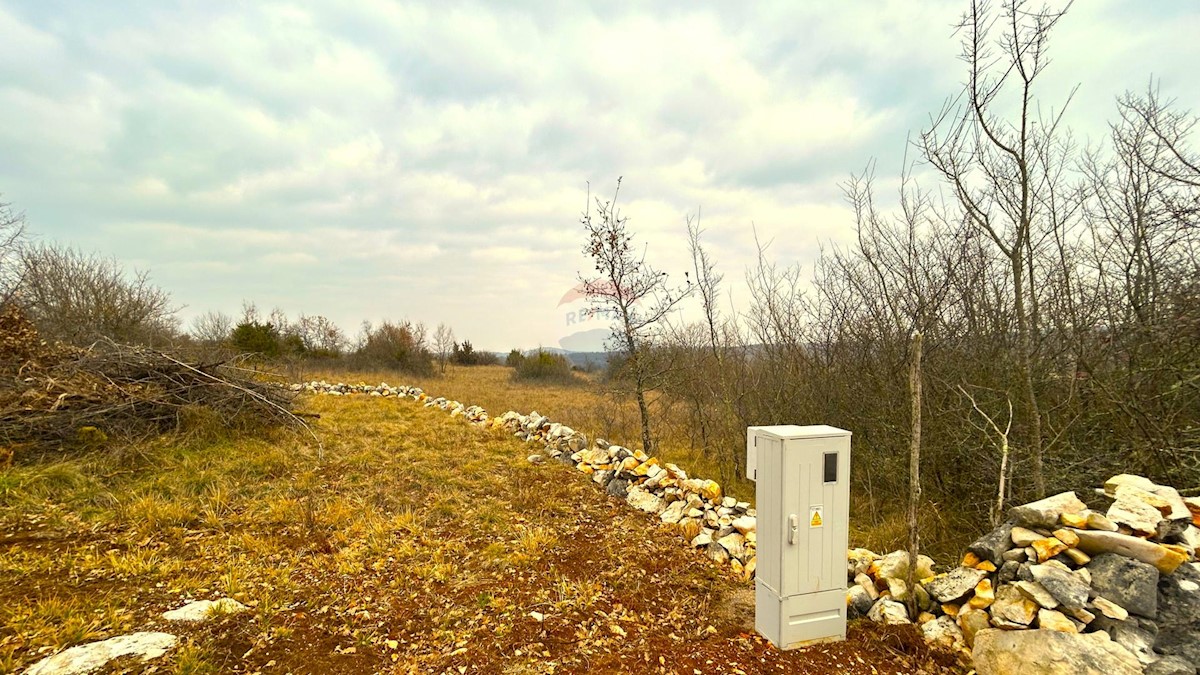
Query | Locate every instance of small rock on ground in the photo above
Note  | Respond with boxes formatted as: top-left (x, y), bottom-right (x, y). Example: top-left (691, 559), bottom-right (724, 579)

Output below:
top-left (26, 632), bottom-right (177, 675)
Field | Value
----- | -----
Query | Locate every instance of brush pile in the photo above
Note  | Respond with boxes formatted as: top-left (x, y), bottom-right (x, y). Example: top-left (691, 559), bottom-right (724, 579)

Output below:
top-left (1, 304), bottom-right (303, 459)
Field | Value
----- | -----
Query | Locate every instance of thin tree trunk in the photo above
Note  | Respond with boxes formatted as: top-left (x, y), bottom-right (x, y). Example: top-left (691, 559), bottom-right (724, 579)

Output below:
top-left (1013, 258), bottom-right (1046, 496)
top-left (635, 382), bottom-right (652, 454)
top-left (906, 331), bottom-right (923, 619)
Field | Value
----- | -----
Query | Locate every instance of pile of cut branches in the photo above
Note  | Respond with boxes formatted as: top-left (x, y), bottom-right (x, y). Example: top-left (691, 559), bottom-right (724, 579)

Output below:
top-left (1, 303), bottom-right (311, 460)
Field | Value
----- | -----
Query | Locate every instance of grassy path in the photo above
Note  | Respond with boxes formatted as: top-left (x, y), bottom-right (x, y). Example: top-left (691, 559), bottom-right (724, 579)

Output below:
top-left (1, 395), bottom-right (962, 673)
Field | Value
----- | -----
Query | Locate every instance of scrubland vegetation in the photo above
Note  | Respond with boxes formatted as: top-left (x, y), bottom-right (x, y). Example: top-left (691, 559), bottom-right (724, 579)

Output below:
top-left (0, 0), bottom-right (1197, 671)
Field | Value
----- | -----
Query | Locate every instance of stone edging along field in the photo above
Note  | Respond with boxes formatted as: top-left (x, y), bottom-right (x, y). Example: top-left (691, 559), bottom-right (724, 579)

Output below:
top-left (294, 380), bottom-right (759, 581)
top-left (297, 380), bottom-right (1200, 671)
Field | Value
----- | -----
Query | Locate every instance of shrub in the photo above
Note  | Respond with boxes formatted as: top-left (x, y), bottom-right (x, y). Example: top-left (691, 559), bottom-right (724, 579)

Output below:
top-left (14, 243), bottom-right (177, 347)
top-left (505, 349), bottom-right (524, 367)
top-left (230, 322), bottom-right (281, 358)
top-left (351, 320), bottom-right (433, 375)
top-left (511, 349), bottom-right (577, 384)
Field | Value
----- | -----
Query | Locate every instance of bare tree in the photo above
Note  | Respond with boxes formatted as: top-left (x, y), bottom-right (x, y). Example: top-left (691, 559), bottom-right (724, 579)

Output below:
top-left (294, 314), bottom-right (346, 355)
top-left (16, 243), bottom-right (178, 346)
top-left (919, 0), bottom-right (1075, 496)
top-left (434, 323), bottom-right (455, 374)
top-left (580, 178), bottom-right (690, 453)
top-left (0, 198), bottom-right (27, 304)
top-left (191, 310), bottom-right (233, 343)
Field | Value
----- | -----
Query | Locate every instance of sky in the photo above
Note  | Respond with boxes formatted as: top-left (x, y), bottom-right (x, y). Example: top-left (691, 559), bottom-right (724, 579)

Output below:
top-left (1, 1), bottom-right (1197, 351)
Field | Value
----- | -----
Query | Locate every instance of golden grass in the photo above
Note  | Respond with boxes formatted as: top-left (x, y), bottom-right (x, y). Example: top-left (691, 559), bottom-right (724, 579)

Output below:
top-left (0, 369), bottom-right (965, 674)
top-left (306, 364), bottom-right (758, 505)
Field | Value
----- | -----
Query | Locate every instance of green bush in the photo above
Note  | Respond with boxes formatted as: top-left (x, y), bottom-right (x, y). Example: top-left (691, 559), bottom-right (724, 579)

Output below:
top-left (511, 349), bottom-right (577, 384)
top-left (230, 321), bottom-right (281, 357)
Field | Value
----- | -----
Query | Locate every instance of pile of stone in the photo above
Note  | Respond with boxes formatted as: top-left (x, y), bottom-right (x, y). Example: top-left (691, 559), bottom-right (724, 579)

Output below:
top-left (850, 474), bottom-right (1200, 674)
top-left (293, 381), bottom-right (422, 398)
top-left (492, 410), bottom-right (758, 579)
top-left (298, 381), bottom-right (758, 580)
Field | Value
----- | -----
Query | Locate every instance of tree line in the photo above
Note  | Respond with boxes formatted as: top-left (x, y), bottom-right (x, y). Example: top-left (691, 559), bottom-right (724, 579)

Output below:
top-left (581, 0), bottom-right (1199, 555)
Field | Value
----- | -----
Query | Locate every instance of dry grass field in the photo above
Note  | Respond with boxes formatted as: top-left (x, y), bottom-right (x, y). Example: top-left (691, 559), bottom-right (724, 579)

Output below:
top-left (1, 374), bottom-right (965, 673)
top-left (304, 365), bottom-right (950, 558)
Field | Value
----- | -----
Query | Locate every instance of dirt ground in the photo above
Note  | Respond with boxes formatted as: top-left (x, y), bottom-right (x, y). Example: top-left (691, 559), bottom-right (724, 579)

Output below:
top-left (1, 393), bottom-right (966, 674)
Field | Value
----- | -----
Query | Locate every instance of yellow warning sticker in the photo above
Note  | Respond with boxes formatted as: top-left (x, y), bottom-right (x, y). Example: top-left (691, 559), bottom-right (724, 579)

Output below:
top-left (810, 506), bottom-right (823, 528)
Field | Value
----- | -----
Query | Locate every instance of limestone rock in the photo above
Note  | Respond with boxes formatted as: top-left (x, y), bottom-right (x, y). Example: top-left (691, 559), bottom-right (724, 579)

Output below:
top-left (1184, 497), bottom-right (1200, 527)
top-left (971, 627), bottom-right (1142, 675)
top-left (1157, 561), bottom-right (1200, 626)
top-left (1154, 624), bottom-right (1200, 668)
top-left (1014, 580), bottom-right (1060, 609)
top-left (876, 550), bottom-right (911, 580)
top-left (957, 607), bottom-right (992, 648)
top-left (162, 598), bottom-right (246, 622)
top-left (1108, 485), bottom-right (1166, 536)
top-left (659, 500), bottom-right (687, 525)
top-left (705, 542), bottom-right (730, 564)
top-left (1097, 620), bottom-right (1157, 666)
top-left (968, 522), bottom-right (1015, 565)
top-left (847, 585), bottom-right (875, 619)
top-left (848, 548), bottom-right (879, 577)
top-left (1029, 564), bottom-right (1090, 610)
top-left (1037, 608), bottom-right (1078, 633)
top-left (1060, 511), bottom-right (1089, 529)
top-left (1104, 473), bottom-right (1157, 497)
top-left (1032, 537), bottom-right (1070, 563)
top-left (1087, 553), bottom-right (1159, 619)
top-left (921, 615), bottom-right (964, 648)
top-left (1091, 596), bottom-right (1129, 621)
top-left (854, 573), bottom-right (879, 600)
top-left (1146, 655), bottom-right (1196, 675)
top-left (731, 515), bottom-right (756, 535)
top-left (886, 577), bottom-right (910, 601)
top-left (990, 584), bottom-right (1038, 627)
top-left (968, 578), bottom-right (995, 610)
top-left (626, 488), bottom-right (664, 514)
top-left (26, 632), bottom-right (178, 675)
top-left (1011, 526), bottom-right (1042, 547)
top-left (867, 598), bottom-right (910, 625)
top-left (1072, 528), bottom-right (1190, 574)
top-left (997, 560), bottom-right (1021, 586)
top-left (717, 533), bottom-right (746, 560)
top-left (1086, 511), bottom-right (1120, 532)
top-left (606, 478), bottom-right (631, 499)
top-left (1052, 529), bottom-right (1080, 548)
top-left (1063, 548), bottom-right (1091, 566)
top-left (1009, 492), bottom-right (1087, 529)
top-left (924, 566), bottom-right (988, 603)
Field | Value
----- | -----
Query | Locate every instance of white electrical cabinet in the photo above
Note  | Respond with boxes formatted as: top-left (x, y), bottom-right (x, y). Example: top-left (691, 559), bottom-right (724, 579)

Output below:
top-left (749, 424), bottom-right (852, 649)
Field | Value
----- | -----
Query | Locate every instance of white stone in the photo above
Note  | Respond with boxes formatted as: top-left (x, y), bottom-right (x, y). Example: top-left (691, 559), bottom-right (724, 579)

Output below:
top-left (26, 632), bottom-right (178, 675)
top-left (162, 598), bottom-right (247, 622)
top-left (731, 515), bottom-right (757, 535)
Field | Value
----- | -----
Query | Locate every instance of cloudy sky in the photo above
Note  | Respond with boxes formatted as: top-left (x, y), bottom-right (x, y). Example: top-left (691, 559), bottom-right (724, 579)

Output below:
top-left (1, 1), bottom-right (1197, 350)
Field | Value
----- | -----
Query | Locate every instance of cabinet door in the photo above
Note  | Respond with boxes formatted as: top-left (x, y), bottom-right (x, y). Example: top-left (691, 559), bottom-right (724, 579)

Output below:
top-left (781, 435), bottom-right (845, 597)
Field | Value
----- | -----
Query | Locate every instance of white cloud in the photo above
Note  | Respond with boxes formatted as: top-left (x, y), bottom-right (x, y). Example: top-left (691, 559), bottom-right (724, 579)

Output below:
top-left (0, 0), bottom-right (1197, 350)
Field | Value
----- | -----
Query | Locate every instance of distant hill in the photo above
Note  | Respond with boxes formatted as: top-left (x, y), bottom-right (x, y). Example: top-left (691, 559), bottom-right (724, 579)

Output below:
top-left (490, 348), bottom-right (611, 370)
